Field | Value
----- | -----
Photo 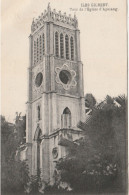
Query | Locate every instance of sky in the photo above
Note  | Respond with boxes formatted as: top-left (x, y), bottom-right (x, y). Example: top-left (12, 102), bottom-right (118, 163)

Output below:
top-left (1, 0), bottom-right (127, 122)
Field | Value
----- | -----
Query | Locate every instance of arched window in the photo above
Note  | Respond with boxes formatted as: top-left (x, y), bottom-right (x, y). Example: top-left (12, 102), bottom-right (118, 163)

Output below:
top-left (61, 107), bottom-right (71, 128)
top-left (37, 38), bottom-right (39, 62)
top-left (37, 105), bottom-right (41, 120)
top-left (55, 32), bottom-right (59, 57)
top-left (60, 33), bottom-right (64, 58)
top-left (70, 37), bottom-right (74, 61)
top-left (42, 33), bottom-right (45, 55)
top-left (34, 41), bottom-right (36, 65)
top-left (39, 35), bottom-right (42, 60)
top-left (65, 35), bottom-right (69, 60)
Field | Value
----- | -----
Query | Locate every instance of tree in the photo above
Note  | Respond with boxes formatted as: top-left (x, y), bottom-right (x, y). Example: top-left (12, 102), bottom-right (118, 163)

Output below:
top-left (15, 112), bottom-right (26, 144)
top-left (26, 168), bottom-right (43, 195)
top-left (56, 95), bottom-right (127, 194)
top-left (2, 160), bottom-right (30, 194)
top-left (85, 93), bottom-right (96, 109)
top-left (1, 115), bottom-right (30, 194)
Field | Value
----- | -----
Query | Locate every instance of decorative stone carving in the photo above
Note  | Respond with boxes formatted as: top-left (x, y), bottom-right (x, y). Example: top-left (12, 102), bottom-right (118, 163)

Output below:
top-left (54, 27), bottom-right (74, 37)
top-left (55, 64), bottom-right (77, 90)
top-left (31, 3), bottom-right (78, 33)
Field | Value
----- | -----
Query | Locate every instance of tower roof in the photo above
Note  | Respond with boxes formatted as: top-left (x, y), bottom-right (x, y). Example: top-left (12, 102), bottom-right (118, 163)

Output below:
top-left (31, 3), bottom-right (78, 33)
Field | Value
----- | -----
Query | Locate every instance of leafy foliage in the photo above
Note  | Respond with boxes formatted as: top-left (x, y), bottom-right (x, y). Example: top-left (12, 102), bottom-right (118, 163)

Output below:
top-left (1, 115), bottom-right (30, 194)
top-left (15, 112), bottom-right (26, 144)
top-left (85, 93), bottom-right (96, 109)
top-left (2, 160), bottom-right (30, 194)
top-left (26, 168), bottom-right (43, 195)
top-left (1, 95), bottom-right (127, 194)
top-left (56, 95), bottom-right (127, 193)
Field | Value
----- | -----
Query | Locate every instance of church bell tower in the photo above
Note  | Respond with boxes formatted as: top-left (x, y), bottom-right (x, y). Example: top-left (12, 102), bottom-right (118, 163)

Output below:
top-left (26, 3), bottom-right (85, 183)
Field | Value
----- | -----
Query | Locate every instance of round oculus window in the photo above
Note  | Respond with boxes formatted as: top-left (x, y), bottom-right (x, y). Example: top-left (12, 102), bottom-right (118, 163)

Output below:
top-left (59, 70), bottom-right (71, 84)
top-left (35, 72), bottom-right (43, 87)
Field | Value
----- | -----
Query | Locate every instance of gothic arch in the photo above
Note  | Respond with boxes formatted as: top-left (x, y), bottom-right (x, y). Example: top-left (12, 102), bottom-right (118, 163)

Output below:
top-left (42, 33), bottom-right (45, 55)
top-left (55, 31), bottom-right (59, 57)
top-left (65, 34), bottom-right (69, 60)
top-left (63, 107), bottom-right (71, 114)
top-left (39, 35), bottom-right (42, 60)
top-left (70, 36), bottom-right (74, 61)
top-left (61, 107), bottom-right (71, 128)
top-left (60, 33), bottom-right (64, 58)
top-left (37, 38), bottom-right (39, 62)
top-left (34, 40), bottom-right (36, 65)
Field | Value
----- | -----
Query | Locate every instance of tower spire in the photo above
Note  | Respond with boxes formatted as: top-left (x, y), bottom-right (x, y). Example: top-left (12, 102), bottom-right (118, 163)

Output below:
top-left (74, 12), bottom-right (78, 28)
top-left (47, 2), bottom-right (51, 20)
top-left (47, 2), bottom-right (51, 11)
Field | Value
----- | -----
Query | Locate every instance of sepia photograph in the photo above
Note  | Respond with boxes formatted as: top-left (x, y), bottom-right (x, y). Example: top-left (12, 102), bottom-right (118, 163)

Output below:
top-left (1, 0), bottom-right (128, 194)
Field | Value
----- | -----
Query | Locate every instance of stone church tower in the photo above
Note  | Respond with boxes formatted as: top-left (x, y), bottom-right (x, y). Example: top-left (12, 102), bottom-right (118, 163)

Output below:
top-left (26, 4), bottom-right (85, 184)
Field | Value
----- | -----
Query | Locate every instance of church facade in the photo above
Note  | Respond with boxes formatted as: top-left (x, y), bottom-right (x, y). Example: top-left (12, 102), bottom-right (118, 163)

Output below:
top-left (26, 4), bottom-right (85, 184)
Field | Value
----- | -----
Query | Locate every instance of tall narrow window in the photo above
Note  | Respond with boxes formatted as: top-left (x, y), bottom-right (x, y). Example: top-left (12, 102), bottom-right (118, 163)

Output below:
top-left (70, 37), bottom-right (74, 61)
top-left (61, 107), bottom-right (71, 128)
top-left (37, 105), bottom-right (41, 121)
top-left (60, 33), bottom-right (64, 58)
top-left (37, 38), bottom-right (39, 63)
top-left (39, 35), bottom-right (42, 60)
top-left (42, 33), bottom-right (45, 55)
top-left (34, 41), bottom-right (36, 65)
top-left (55, 32), bottom-right (59, 57)
top-left (65, 35), bottom-right (69, 60)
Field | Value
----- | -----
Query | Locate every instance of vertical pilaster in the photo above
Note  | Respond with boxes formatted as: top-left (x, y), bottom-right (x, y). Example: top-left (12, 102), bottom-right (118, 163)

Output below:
top-left (27, 67), bottom-right (32, 102)
top-left (48, 93), bottom-right (52, 134)
top-left (51, 93), bottom-right (57, 132)
top-left (43, 57), bottom-right (47, 92)
top-left (41, 139), bottom-right (50, 182)
top-left (49, 22), bottom-right (55, 91)
top-left (49, 22), bottom-right (54, 55)
top-left (32, 142), bottom-right (36, 175)
top-left (26, 143), bottom-right (32, 175)
top-left (44, 22), bottom-right (52, 92)
top-left (29, 34), bottom-right (33, 67)
top-left (34, 142), bottom-right (37, 173)
top-left (80, 97), bottom-right (85, 122)
top-left (44, 22), bottom-right (49, 56)
top-left (75, 29), bottom-right (81, 61)
top-left (50, 56), bottom-right (55, 91)
top-left (26, 34), bottom-right (33, 143)
top-left (40, 141), bottom-right (42, 170)
top-left (26, 102), bottom-right (32, 142)
top-left (42, 93), bottom-right (49, 135)
top-left (26, 69), bottom-right (32, 144)
top-left (78, 61), bottom-right (84, 97)
top-left (78, 60), bottom-right (85, 122)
